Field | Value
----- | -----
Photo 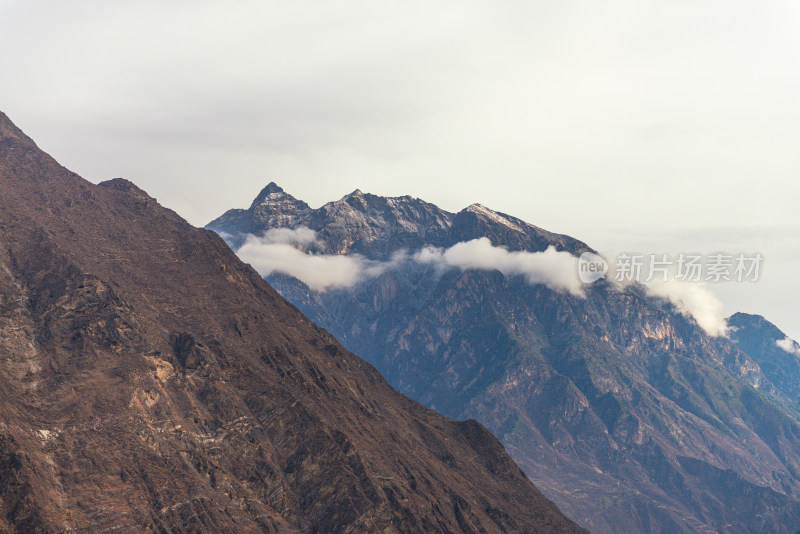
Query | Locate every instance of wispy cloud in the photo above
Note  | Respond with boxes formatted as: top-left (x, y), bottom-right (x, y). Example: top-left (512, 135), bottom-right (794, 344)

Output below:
top-left (414, 238), bottom-right (583, 295)
top-left (776, 336), bottom-right (800, 356)
top-left (235, 228), bottom-right (393, 291)
top-left (645, 279), bottom-right (728, 337)
top-left (233, 230), bottom-right (583, 294)
top-left (261, 226), bottom-right (317, 245)
top-left (234, 229), bottom-right (734, 338)
top-left (238, 240), bottom-right (368, 291)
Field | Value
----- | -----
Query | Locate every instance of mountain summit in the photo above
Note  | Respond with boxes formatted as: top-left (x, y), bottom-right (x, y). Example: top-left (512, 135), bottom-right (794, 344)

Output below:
top-left (0, 114), bottom-right (584, 532)
top-left (210, 182), bottom-right (800, 534)
top-left (250, 181), bottom-right (290, 206)
top-left (209, 183), bottom-right (589, 258)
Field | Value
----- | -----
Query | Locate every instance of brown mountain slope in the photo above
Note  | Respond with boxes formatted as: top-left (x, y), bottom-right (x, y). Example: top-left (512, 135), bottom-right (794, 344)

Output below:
top-left (0, 112), bottom-right (585, 533)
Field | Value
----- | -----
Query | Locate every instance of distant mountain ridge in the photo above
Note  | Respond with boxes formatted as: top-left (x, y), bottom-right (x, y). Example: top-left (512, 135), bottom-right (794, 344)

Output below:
top-left (209, 182), bottom-right (800, 534)
top-left (210, 182), bottom-right (591, 257)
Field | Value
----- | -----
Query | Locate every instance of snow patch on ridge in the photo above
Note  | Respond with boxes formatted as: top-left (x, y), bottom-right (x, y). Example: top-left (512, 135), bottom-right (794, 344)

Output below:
top-left (466, 204), bottom-right (525, 233)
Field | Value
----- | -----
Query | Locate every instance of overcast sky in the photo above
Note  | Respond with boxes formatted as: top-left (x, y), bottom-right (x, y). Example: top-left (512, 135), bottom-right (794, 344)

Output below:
top-left (1, 0), bottom-right (798, 339)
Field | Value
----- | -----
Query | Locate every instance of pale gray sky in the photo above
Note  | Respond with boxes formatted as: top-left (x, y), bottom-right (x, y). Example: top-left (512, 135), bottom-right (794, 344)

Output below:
top-left (1, 0), bottom-right (798, 338)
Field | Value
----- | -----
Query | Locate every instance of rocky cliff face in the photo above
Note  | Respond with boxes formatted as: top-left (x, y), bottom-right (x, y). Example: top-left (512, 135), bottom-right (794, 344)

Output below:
top-left (0, 113), bottom-right (585, 533)
top-left (209, 183), bottom-right (800, 534)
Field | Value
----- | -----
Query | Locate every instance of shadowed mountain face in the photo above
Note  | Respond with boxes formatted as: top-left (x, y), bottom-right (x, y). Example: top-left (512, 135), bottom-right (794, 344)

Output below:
top-left (729, 313), bottom-right (800, 404)
top-left (209, 183), bottom-right (800, 534)
top-left (0, 113), bottom-right (586, 533)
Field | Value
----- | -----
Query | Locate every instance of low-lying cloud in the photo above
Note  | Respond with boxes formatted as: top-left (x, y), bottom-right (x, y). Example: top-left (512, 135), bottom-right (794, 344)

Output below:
top-left (233, 228), bottom-right (733, 337)
top-left (234, 229), bottom-right (583, 294)
top-left (238, 238), bottom-right (368, 291)
top-left (260, 226), bottom-right (317, 245)
top-left (776, 336), bottom-right (800, 356)
top-left (415, 238), bottom-right (583, 295)
top-left (645, 279), bottom-right (728, 337)
top-left (236, 229), bottom-right (393, 291)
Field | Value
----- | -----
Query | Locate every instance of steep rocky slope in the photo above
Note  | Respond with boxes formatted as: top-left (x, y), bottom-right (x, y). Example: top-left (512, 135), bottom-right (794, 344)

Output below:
top-left (0, 112), bottom-right (585, 533)
top-left (209, 183), bottom-right (800, 533)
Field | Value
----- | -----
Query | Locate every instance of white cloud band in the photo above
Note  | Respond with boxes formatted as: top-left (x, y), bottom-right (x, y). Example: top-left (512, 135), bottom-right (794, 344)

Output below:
top-left (235, 229), bottom-right (582, 294)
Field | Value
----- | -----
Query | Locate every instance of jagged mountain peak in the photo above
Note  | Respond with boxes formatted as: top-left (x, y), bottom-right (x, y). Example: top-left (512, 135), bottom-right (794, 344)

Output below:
top-left (249, 180), bottom-right (298, 208)
top-left (207, 182), bottom-right (312, 241)
top-left (262, 180), bottom-right (284, 193)
top-left (209, 184), bottom-right (592, 257)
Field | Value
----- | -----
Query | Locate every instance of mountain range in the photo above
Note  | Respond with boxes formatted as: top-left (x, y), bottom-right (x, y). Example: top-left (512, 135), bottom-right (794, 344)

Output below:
top-left (0, 112), bottom-right (585, 533)
top-left (209, 183), bottom-right (800, 534)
